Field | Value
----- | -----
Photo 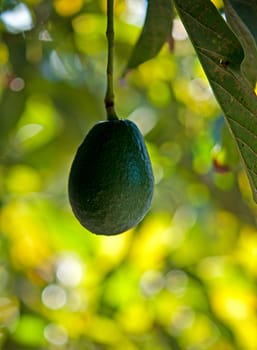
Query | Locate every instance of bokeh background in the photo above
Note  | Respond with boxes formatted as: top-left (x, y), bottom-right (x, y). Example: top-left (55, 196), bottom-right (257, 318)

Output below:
top-left (1, 0), bottom-right (257, 349)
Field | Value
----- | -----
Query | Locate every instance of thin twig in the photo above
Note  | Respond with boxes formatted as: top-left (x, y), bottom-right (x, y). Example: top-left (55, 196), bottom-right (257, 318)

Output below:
top-left (105, 0), bottom-right (118, 120)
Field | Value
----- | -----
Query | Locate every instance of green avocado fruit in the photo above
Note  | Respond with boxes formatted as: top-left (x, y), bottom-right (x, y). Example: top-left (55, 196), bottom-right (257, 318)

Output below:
top-left (68, 119), bottom-right (154, 235)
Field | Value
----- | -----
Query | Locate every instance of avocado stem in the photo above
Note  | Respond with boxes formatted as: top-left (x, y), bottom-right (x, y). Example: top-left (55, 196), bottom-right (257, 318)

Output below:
top-left (105, 0), bottom-right (118, 121)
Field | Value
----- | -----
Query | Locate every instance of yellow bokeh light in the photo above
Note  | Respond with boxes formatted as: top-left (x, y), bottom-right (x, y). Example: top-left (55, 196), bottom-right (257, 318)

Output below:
top-left (147, 80), bottom-right (171, 107)
top-left (0, 200), bottom-right (51, 268)
top-left (211, 287), bottom-right (256, 322)
top-left (85, 315), bottom-right (123, 345)
top-left (130, 213), bottom-right (172, 270)
top-left (118, 302), bottom-right (153, 334)
top-left (97, 230), bottom-right (133, 270)
top-left (233, 317), bottom-right (257, 349)
top-left (181, 313), bottom-right (219, 348)
top-left (236, 226), bottom-right (257, 276)
top-left (0, 42), bottom-right (9, 65)
top-left (154, 290), bottom-right (181, 327)
top-left (72, 14), bottom-right (101, 35)
top-left (54, 0), bottom-right (84, 17)
top-left (5, 165), bottom-right (42, 195)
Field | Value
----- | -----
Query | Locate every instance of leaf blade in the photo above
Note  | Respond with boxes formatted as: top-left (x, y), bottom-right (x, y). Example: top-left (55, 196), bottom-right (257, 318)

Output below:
top-left (224, 0), bottom-right (257, 86)
top-left (174, 0), bottom-right (244, 66)
top-left (174, 0), bottom-right (257, 202)
top-left (124, 0), bottom-right (173, 74)
top-left (225, 0), bottom-right (257, 43)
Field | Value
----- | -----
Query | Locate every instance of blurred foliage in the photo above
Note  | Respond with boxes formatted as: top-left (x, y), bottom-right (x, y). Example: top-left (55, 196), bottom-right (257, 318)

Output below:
top-left (0, 0), bottom-right (257, 349)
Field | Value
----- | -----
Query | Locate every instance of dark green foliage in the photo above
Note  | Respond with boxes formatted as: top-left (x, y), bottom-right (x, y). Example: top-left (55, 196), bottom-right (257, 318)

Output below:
top-left (124, 0), bottom-right (173, 74)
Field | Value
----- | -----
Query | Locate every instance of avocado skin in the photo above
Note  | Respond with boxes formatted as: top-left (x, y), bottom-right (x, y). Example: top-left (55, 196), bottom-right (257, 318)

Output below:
top-left (68, 119), bottom-right (154, 235)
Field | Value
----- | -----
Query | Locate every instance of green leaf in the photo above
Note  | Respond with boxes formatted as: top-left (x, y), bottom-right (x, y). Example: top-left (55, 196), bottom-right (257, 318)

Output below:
top-left (224, 0), bottom-right (257, 86)
top-left (224, 0), bottom-right (257, 43)
top-left (124, 0), bottom-right (173, 74)
top-left (173, 0), bottom-right (257, 202)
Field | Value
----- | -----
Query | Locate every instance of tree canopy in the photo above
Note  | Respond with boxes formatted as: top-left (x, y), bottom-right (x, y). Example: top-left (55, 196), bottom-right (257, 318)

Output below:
top-left (1, 0), bottom-right (257, 349)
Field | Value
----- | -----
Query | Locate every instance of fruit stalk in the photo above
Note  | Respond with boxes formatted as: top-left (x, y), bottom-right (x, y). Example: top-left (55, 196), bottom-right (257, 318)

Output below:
top-left (105, 0), bottom-right (118, 120)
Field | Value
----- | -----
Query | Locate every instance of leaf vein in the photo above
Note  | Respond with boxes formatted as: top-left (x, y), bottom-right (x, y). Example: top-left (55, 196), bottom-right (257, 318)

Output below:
top-left (226, 116), bottom-right (257, 140)
top-left (235, 136), bottom-right (257, 159)
top-left (175, 5), bottom-right (226, 40)
top-left (210, 79), bottom-right (257, 120)
top-left (248, 168), bottom-right (257, 179)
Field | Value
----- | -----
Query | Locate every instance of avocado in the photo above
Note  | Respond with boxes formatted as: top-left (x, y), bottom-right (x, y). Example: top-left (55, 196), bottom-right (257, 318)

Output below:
top-left (68, 119), bottom-right (154, 235)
